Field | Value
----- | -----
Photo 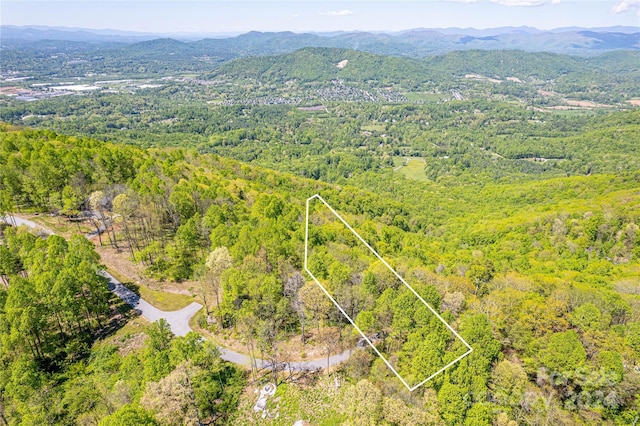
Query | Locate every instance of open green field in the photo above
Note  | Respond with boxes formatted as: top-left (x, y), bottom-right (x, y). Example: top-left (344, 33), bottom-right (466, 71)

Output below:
top-left (403, 92), bottom-right (443, 102)
top-left (393, 156), bottom-right (430, 181)
top-left (543, 108), bottom-right (600, 116)
top-left (29, 215), bottom-right (94, 236)
top-left (361, 123), bottom-right (386, 132)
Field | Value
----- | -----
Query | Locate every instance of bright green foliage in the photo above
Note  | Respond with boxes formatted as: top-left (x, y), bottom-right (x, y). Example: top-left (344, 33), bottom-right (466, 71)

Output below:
top-left (541, 330), bottom-right (587, 375)
top-left (0, 233), bottom-right (110, 423)
top-left (445, 314), bottom-right (502, 403)
top-left (464, 403), bottom-right (493, 426)
top-left (467, 259), bottom-right (495, 294)
top-left (60, 185), bottom-right (82, 217)
top-left (569, 303), bottom-right (602, 332)
top-left (438, 381), bottom-right (469, 425)
top-left (1, 319), bottom-right (244, 425)
top-left (168, 213), bottom-right (203, 280)
top-left (146, 319), bottom-right (174, 352)
top-left (459, 314), bottom-right (501, 361)
top-left (1, 111), bottom-right (639, 426)
top-left (410, 339), bottom-right (444, 384)
top-left (98, 405), bottom-right (158, 426)
top-left (596, 350), bottom-right (624, 383)
top-left (0, 230), bottom-right (110, 366)
top-left (490, 360), bottom-right (528, 408)
top-left (328, 261), bottom-right (352, 289)
top-left (626, 322), bottom-right (640, 358)
top-left (355, 310), bottom-right (375, 333)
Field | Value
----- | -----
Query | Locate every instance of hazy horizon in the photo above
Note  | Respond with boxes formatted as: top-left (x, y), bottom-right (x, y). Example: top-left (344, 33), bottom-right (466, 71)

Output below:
top-left (2, 1), bottom-right (639, 35)
top-left (3, 23), bottom-right (639, 37)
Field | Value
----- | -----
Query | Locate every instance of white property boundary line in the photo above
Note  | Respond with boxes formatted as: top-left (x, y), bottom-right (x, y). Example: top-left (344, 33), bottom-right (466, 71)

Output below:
top-left (304, 194), bottom-right (473, 392)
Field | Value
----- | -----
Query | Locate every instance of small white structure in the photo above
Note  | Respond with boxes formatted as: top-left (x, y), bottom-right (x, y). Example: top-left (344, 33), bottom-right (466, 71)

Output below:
top-left (253, 383), bottom-right (277, 412)
top-left (253, 396), bottom-right (267, 412)
top-left (50, 85), bottom-right (100, 92)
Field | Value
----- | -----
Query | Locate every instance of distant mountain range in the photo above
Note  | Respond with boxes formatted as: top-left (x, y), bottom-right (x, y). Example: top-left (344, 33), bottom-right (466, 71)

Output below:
top-left (1, 25), bottom-right (639, 57)
top-left (208, 47), bottom-right (640, 87)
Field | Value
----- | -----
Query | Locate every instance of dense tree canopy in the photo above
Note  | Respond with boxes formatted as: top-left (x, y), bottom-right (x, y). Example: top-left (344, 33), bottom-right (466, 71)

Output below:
top-left (0, 29), bottom-right (639, 425)
top-left (1, 123), bottom-right (638, 424)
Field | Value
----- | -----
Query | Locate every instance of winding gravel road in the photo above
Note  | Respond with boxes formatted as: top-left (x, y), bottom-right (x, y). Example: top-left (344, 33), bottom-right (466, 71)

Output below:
top-left (2, 214), bottom-right (352, 370)
top-left (100, 270), bottom-right (202, 337)
top-left (6, 215), bottom-right (54, 235)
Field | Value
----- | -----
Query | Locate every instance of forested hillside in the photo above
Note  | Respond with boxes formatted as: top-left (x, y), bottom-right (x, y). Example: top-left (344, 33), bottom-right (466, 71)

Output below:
top-left (212, 48), bottom-right (611, 83)
top-left (1, 126), bottom-right (639, 424)
top-left (1, 23), bottom-right (639, 425)
top-left (210, 47), bottom-right (429, 87)
top-left (2, 46), bottom-right (639, 185)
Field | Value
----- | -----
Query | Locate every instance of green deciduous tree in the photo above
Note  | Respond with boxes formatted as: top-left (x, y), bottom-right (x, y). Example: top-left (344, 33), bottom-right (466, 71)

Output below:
top-left (355, 310), bottom-right (375, 334)
top-left (438, 381), bottom-right (469, 426)
top-left (299, 281), bottom-right (332, 335)
top-left (490, 360), bottom-right (527, 408)
top-left (541, 330), bottom-right (587, 375)
top-left (627, 322), bottom-right (640, 358)
top-left (202, 246), bottom-right (233, 322)
top-left (569, 303), bottom-right (602, 332)
top-left (464, 402), bottom-right (493, 426)
top-left (596, 350), bottom-right (624, 383)
top-left (98, 405), bottom-right (158, 426)
top-left (467, 259), bottom-right (495, 295)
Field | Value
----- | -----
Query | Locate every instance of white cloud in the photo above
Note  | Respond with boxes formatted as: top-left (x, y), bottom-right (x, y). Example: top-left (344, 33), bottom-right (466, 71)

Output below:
top-left (319, 10), bottom-right (354, 17)
top-left (448, 0), bottom-right (561, 6)
top-left (611, 0), bottom-right (640, 14)
top-left (491, 0), bottom-right (548, 6)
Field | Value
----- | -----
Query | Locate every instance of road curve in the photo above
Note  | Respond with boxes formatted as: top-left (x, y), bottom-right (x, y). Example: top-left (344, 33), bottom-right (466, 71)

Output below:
top-left (2, 214), bottom-right (354, 370)
top-left (2, 214), bottom-right (202, 336)
top-left (218, 345), bottom-right (352, 371)
top-left (100, 270), bottom-right (201, 337)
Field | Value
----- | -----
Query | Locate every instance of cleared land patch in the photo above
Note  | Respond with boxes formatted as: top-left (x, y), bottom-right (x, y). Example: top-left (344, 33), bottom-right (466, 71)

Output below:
top-left (393, 157), bottom-right (430, 181)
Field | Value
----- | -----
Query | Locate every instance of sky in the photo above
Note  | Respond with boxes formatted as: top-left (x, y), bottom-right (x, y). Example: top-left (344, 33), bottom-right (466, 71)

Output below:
top-left (1, 0), bottom-right (639, 34)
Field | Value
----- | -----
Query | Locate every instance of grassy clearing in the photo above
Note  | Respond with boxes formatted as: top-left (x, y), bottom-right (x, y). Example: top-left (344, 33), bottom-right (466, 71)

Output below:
top-left (104, 316), bottom-right (150, 343)
top-left (138, 285), bottom-right (195, 311)
top-left (394, 157), bottom-right (430, 181)
top-left (403, 92), bottom-right (443, 102)
top-left (361, 123), bottom-right (386, 132)
top-left (105, 267), bottom-right (194, 311)
top-left (232, 377), bottom-right (345, 425)
top-left (392, 157), bottom-right (405, 168)
top-left (28, 215), bottom-right (94, 236)
top-left (545, 108), bottom-right (599, 116)
top-left (97, 316), bottom-right (151, 356)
